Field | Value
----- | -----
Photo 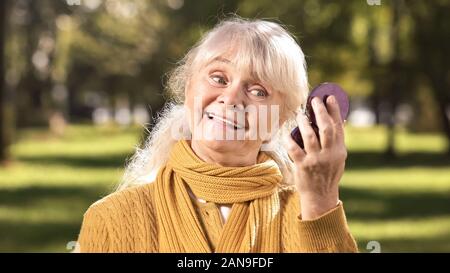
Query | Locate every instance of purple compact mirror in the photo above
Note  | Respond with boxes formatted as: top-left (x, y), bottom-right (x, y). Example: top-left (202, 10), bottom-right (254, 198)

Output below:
top-left (290, 83), bottom-right (349, 149)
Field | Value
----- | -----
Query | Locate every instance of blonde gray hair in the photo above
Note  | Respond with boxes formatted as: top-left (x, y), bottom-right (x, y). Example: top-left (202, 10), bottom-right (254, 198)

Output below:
top-left (116, 17), bottom-right (309, 192)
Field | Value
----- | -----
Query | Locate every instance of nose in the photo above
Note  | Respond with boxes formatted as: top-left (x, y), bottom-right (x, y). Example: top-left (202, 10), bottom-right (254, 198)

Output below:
top-left (217, 83), bottom-right (245, 110)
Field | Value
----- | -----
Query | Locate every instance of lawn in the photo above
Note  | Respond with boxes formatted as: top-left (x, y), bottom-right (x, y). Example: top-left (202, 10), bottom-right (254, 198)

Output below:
top-left (0, 125), bottom-right (449, 252)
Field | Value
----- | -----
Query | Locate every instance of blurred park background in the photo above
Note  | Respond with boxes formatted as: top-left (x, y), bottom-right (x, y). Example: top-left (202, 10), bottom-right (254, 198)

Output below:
top-left (0, 0), bottom-right (449, 252)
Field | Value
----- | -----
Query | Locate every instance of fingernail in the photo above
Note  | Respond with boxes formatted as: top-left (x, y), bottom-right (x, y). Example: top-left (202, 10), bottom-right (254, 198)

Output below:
top-left (312, 97), bottom-right (319, 107)
top-left (329, 96), bottom-right (336, 104)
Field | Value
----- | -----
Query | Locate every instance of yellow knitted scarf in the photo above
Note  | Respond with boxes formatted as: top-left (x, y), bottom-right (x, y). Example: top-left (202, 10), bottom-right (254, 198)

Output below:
top-left (154, 139), bottom-right (283, 253)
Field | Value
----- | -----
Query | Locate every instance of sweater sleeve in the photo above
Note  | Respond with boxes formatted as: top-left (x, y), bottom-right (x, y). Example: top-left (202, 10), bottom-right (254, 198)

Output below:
top-left (294, 201), bottom-right (358, 252)
top-left (77, 205), bottom-right (110, 253)
top-left (280, 188), bottom-right (358, 253)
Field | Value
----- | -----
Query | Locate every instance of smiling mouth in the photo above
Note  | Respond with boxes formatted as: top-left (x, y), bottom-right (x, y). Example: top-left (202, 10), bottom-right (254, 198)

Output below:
top-left (205, 111), bottom-right (245, 130)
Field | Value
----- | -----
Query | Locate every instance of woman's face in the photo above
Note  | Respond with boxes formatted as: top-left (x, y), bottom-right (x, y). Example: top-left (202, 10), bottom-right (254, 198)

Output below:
top-left (184, 53), bottom-right (286, 154)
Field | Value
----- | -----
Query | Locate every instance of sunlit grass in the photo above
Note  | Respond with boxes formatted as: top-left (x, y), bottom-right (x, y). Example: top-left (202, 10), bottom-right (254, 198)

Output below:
top-left (351, 217), bottom-right (450, 240)
top-left (0, 124), bottom-right (449, 252)
top-left (342, 168), bottom-right (450, 193)
top-left (12, 125), bottom-right (140, 158)
top-left (345, 126), bottom-right (448, 153)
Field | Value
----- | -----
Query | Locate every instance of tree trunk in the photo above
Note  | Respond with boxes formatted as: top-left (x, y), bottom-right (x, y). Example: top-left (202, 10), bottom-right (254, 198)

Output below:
top-left (0, 0), bottom-right (9, 162)
top-left (437, 101), bottom-right (450, 156)
top-left (15, 0), bottom-right (50, 127)
top-left (384, 0), bottom-right (402, 158)
top-left (430, 79), bottom-right (450, 156)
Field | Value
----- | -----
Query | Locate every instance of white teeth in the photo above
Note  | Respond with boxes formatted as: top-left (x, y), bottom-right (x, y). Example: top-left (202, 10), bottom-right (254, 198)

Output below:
top-left (205, 112), bottom-right (244, 129)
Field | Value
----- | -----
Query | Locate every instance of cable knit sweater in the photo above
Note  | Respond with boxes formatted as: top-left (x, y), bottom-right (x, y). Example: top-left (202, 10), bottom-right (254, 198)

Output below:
top-left (77, 183), bottom-right (358, 253)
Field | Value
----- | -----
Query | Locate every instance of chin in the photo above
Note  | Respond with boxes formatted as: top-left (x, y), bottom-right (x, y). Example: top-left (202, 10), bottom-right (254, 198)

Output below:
top-left (203, 138), bottom-right (262, 153)
top-left (201, 139), bottom-right (245, 151)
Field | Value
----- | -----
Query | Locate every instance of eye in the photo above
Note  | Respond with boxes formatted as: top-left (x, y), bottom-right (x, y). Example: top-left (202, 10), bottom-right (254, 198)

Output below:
top-left (210, 75), bottom-right (228, 85)
top-left (249, 89), bottom-right (268, 98)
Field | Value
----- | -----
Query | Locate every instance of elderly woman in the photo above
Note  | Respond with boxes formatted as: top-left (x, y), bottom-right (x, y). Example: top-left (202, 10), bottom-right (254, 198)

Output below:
top-left (77, 18), bottom-right (358, 253)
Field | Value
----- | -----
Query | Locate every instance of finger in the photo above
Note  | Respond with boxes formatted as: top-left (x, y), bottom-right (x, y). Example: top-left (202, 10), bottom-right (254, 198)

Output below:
top-left (326, 95), bottom-right (345, 144)
top-left (296, 111), bottom-right (321, 153)
top-left (286, 134), bottom-right (306, 162)
top-left (311, 97), bottom-right (333, 149)
top-left (326, 95), bottom-right (343, 125)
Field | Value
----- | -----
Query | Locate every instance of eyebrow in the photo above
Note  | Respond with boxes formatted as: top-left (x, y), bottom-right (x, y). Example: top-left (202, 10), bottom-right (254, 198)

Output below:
top-left (205, 56), bottom-right (232, 67)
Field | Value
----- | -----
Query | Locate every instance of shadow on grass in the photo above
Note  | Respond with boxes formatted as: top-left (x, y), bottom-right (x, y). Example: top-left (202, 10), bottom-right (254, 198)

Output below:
top-left (17, 153), bottom-right (132, 168)
top-left (0, 185), bottom-right (110, 207)
top-left (0, 185), bottom-right (112, 252)
top-left (346, 152), bottom-right (450, 169)
top-left (341, 187), bottom-right (450, 221)
top-left (0, 220), bottom-right (81, 252)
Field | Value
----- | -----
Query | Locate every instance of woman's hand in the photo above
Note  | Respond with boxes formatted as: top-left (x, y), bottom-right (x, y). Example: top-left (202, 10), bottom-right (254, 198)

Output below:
top-left (287, 95), bottom-right (347, 220)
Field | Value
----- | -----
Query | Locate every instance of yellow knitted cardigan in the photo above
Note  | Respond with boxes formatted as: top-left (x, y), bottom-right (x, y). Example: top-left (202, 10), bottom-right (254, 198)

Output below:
top-left (77, 140), bottom-right (358, 253)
